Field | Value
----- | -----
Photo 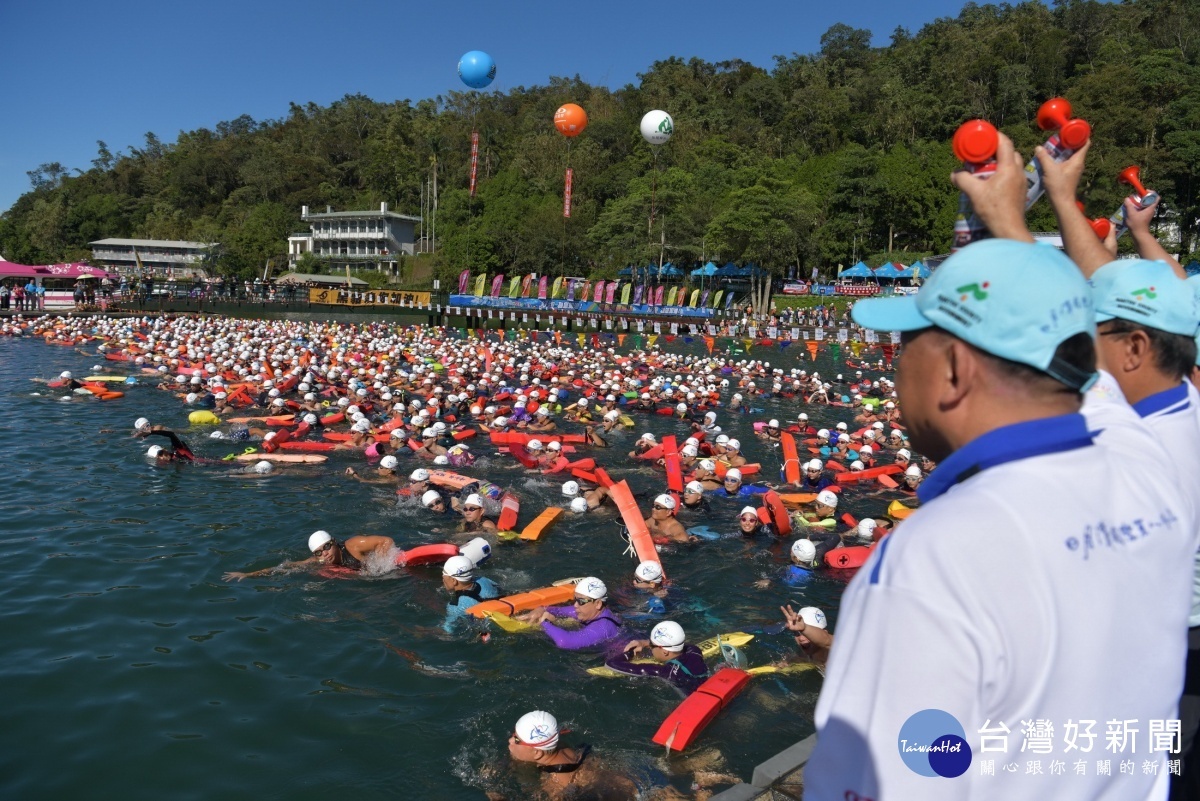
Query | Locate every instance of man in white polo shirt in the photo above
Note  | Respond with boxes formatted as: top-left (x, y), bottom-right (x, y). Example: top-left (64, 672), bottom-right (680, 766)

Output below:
top-left (1038, 150), bottom-right (1200, 799)
top-left (804, 234), bottom-right (1196, 799)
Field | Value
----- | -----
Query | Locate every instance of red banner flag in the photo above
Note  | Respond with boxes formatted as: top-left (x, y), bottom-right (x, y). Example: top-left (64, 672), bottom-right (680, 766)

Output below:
top-left (469, 131), bottom-right (480, 197)
top-left (563, 168), bottom-right (573, 218)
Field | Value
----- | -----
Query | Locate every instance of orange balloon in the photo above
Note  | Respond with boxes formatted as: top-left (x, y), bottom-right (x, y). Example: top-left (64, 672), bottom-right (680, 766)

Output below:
top-left (554, 103), bottom-right (588, 137)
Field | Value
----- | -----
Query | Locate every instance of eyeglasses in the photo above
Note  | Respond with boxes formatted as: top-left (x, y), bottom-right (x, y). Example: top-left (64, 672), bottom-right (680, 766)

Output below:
top-left (463, 506), bottom-right (482, 512)
top-left (653, 504), bottom-right (671, 511)
top-left (317, 541), bottom-right (335, 553)
top-left (723, 477), bottom-right (739, 483)
top-left (574, 597), bottom-right (596, 606)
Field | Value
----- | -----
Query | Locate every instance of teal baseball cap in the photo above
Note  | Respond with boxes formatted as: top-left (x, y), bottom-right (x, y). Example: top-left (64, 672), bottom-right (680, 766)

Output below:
top-left (852, 239), bottom-right (1096, 390)
top-left (1188, 275), bottom-right (1200, 366)
top-left (1091, 259), bottom-right (1200, 337)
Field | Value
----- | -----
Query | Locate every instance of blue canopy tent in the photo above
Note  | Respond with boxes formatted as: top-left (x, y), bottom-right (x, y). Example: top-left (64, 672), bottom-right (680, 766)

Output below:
top-left (910, 260), bottom-right (931, 279)
top-left (691, 261), bottom-right (718, 278)
top-left (873, 262), bottom-right (908, 280)
top-left (839, 262), bottom-right (876, 279)
top-left (658, 262), bottom-right (683, 279)
top-left (715, 262), bottom-right (741, 277)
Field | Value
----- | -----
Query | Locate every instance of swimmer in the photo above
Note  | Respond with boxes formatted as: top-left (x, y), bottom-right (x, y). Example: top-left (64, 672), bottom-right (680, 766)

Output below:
top-left (561, 480), bottom-right (610, 511)
top-left (517, 577), bottom-right (622, 651)
top-left (722, 438), bottom-right (747, 468)
top-left (632, 560), bottom-right (668, 614)
top-left (689, 460), bottom-right (723, 492)
top-left (222, 530), bottom-right (399, 580)
top-left (459, 493), bottom-right (498, 534)
top-left (899, 464), bottom-right (923, 494)
top-left (441, 555), bottom-right (502, 632)
top-left (679, 481), bottom-right (711, 512)
top-left (737, 505), bottom-right (771, 537)
top-left (345, 454), bottom-right (401, 483)
top-left (795, 459), bottom-right (834, 491)
top-left (645, 494), bottom-right (694, 544)
top-left (780, 604), bottom-right (833, 666)
top-left (486, 710), bottom-right (635, 801)
top-left (757, 419), bottom-right (782, 443)
top-left (710, 468), bottom-right (768, 498)
top-left (136, 424), bottom-right (196, 463)
top-left (603, 621), bottom-right (710, 694)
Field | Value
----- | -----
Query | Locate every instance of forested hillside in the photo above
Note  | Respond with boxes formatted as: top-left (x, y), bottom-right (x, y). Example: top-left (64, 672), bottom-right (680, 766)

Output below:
top-left (2, 0), bottom-right (1198, 281)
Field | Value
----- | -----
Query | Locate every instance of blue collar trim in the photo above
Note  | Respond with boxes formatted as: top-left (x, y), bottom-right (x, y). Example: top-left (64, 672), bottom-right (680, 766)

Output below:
top-left (917, 413), bottom-right (1094, 504)
top-left (1131, 382), bottom-right (1190, 419)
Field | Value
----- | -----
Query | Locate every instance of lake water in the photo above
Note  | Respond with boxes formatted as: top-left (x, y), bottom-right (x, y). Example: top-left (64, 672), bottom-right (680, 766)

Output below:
top-left (0, 330), bottom-right (894, 799)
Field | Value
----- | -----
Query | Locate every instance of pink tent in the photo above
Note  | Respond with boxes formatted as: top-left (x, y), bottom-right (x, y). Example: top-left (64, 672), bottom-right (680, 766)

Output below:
top-left (0, 261), bottom-right (117, 280)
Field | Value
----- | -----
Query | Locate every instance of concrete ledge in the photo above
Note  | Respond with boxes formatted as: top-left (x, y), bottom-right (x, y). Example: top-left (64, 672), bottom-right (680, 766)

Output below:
top-left (708, 782), bottom-right (764, 801)
top-left (751, 734), bottom-right (817, 787)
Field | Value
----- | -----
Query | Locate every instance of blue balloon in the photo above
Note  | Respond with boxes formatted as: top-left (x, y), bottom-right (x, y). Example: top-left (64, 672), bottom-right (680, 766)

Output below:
top-left (457, 51), bottom-right (496, 89)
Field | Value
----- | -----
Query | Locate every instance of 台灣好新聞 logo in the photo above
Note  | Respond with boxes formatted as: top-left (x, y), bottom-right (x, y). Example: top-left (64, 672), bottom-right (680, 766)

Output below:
top-left (898, 709), bottom-right (972, 778)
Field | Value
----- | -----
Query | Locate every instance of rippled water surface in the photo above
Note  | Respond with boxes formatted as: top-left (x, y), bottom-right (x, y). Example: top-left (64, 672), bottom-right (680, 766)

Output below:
top-left (0, 332), bottom-right (897, 799)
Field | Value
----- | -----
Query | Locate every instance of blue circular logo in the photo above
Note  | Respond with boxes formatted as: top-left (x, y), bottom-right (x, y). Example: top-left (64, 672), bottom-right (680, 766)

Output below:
top-left (898, 709), bottom-right (972, 778)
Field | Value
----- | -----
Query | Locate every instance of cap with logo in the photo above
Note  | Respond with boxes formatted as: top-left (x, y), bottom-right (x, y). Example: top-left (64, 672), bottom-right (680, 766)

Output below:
top-left (852, 239), bottom-right (1096, 391)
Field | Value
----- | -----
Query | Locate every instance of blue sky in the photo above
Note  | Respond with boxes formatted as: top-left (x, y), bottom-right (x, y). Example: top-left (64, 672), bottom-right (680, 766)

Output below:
top-left (1, 0), bottom-right (983, 213)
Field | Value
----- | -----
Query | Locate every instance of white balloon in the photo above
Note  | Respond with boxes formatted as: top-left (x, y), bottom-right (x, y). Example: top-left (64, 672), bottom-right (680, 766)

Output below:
top-left (640, 110), bottom-right (674, 145)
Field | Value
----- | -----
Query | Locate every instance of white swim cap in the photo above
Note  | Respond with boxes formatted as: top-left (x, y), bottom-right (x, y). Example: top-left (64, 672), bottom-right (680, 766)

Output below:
top-left (699, 459), bottom-right (716, 472)
top-left (253, 460), bottom-right (273, 474)
top-left (570, 497), bottom-right (589, 514)
top-left (303, 413), bottom-right (318, 425)
top-left (442, 554), bottom-right (475, 581)
top-left (835, 422), bottom-right (848, 432)
top-left (857, 518), bottom-right (877, 538)
top-left (906, 465), bottom-right (922, 478)
top-left (897, 448), bottom-right (911, 460)
top-left (739, 505), bottom-right (759, 519)
top-left (352, 421), bottom-right (370, 433)
top-left (561, 481), bottom-right (580, 498)
top-left (715, 434), bottom-right (730, 445)
top-left (684, 480), bottom-right (704, 494)
top-left (145, 445), bottom-right (163, 458)
top-left (433, 454), bottom-right (449, 466)
top-left (514, 710), bottom-right (560, 751)
top-left (308, 530), bottom-right (333, 552)
top-left (849, 460), bottom-right (865, 472)
top-left (726, 438), bottom-right (741, 451)
top-left (185, 393), bottom-right (198, 404)
top-left (798, 412), bottom-right (808, 421)
top-left (769, 419), bottom-right (780, 428)
top-left (546, 441), bottom-right (562, 452)
top-left (210, 431), bottom-right (225, 439)
top-left (650, 621), bottom-right (686, 652)
top-left (410, 468), bottom-right (430, 482)
top-left (575, 577), bottom-right (608, 600)
top-left (654, 494), bottom-right (677, 510)
top-left (859, 445), bottom-right (873, 456)
top-left (806, 459), bottom-right (823, 471)
top-left (725, 468), bottom-right (742, 482)
top-left (681, 445), bottom-right (698, 458)
top-left (463, 493), bottom-right (484, 509)
top-left (799, 607), bottom-right (828, 630)
top-left (60, 371), bottom-right (73, 379)
top-left (817, 429), bottom-right (830, 439)
top-left (134, 417), bottom-right (150, 431)
top-left (421, 489), bottom-right (442, 508)
top-left (816, 490), bottom-right (839, 508)
top-left (635, 560), bottom-right (664, 583)
top-left (791, 539), bottom-right (816, 563)
top-left (380, 455), bottom-right (399, 470)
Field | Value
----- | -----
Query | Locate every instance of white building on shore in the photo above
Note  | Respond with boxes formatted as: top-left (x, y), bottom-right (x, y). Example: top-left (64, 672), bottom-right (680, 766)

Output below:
top-left (90, 238), bottom-right (217, 277)
top-left (288, 203), bottom-right (418, 274)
